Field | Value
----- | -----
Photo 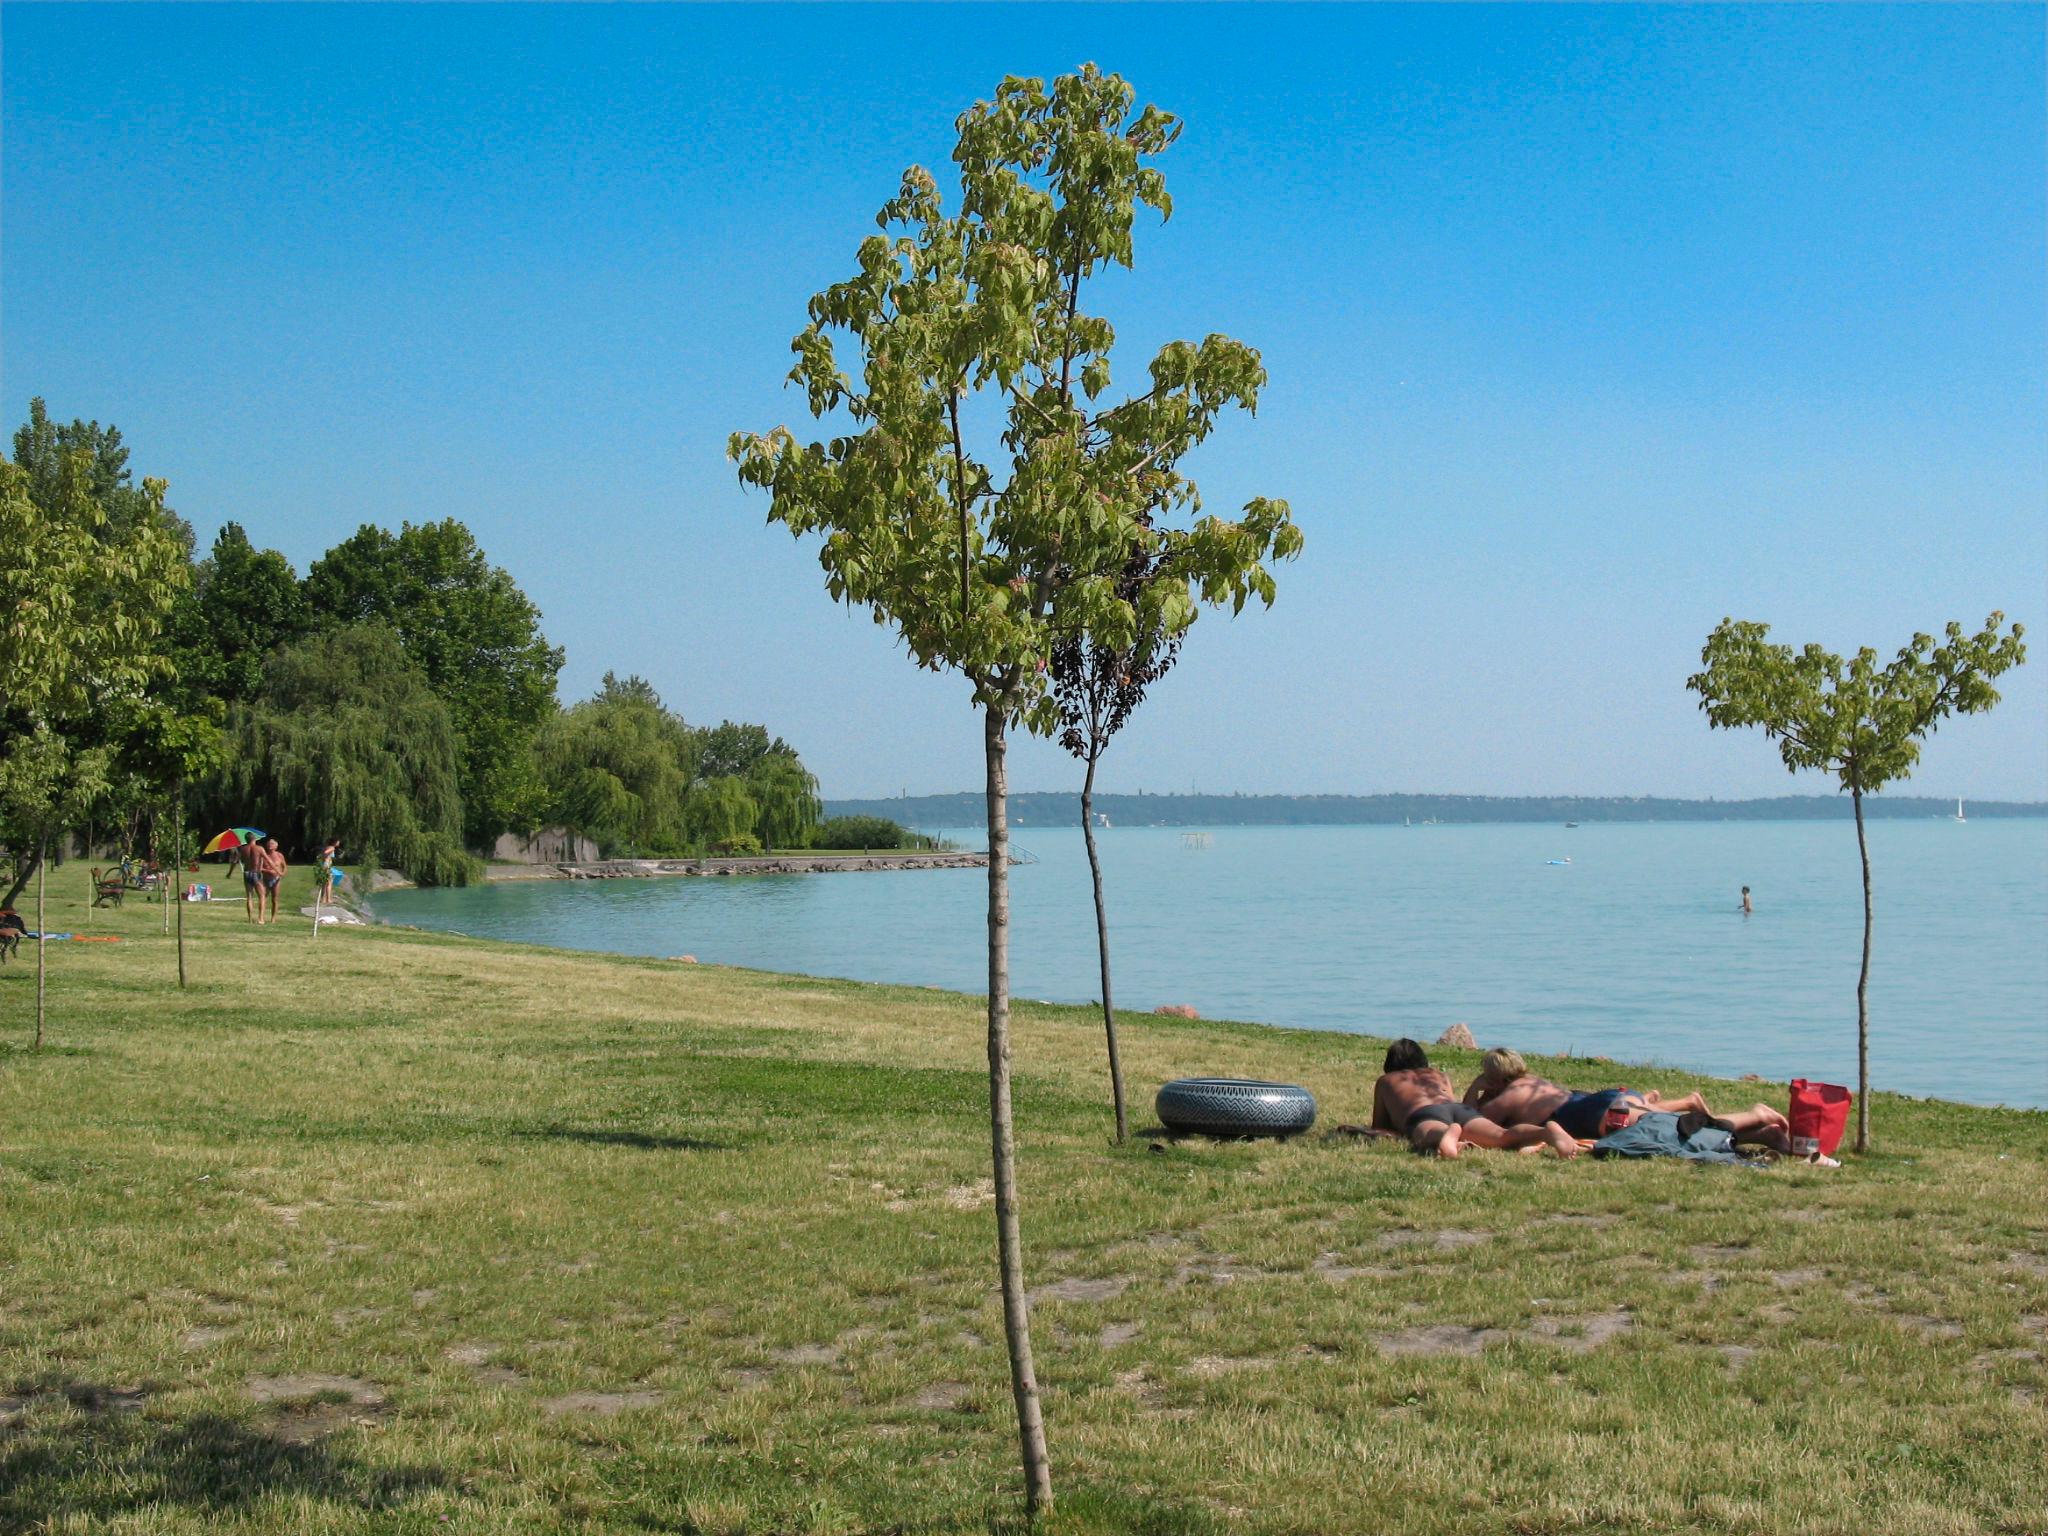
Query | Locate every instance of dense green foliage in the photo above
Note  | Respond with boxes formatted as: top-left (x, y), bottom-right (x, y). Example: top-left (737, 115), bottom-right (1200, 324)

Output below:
top-left (0, 422), bottom-right (190, 908)
top-left (226, 626), bottom-right (477, 886)
top-left (535, 674), bottom-right (700, 856)
top-left (306, 520), bottom-right (564, 846)
top-left (164, 522), bottom-right (312, 711)
top-left (810, 814), bottom-right (921, 850)
top-left (2, 401), bottom-right (824, 883)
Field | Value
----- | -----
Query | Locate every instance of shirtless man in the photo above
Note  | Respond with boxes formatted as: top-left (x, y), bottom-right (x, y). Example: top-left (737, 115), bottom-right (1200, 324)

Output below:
top-left (257, 837), bottom-right (287, 924)
top-left (240, 845), bottom-right (263, 922)
top-left (1465, 1048), bottom-right (1793, 1151)
top-left (1370, 1039), bottom-right (1579, 1160)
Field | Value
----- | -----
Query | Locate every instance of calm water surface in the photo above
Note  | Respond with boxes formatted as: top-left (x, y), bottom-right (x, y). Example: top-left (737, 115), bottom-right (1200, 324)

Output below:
top-left (373, 820), bottom-right (2047, 1109)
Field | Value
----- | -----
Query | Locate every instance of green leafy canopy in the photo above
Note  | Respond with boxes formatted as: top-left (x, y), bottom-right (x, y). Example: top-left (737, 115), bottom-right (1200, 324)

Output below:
top-left (731, 64), bottom-right (1303, 733)
top-left (1687, 614), bottom-right (2027, 793)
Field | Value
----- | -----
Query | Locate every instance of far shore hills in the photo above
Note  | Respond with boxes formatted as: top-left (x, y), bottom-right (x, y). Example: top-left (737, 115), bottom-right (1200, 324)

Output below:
top-left (827, 791), bottom-right (2046, 829)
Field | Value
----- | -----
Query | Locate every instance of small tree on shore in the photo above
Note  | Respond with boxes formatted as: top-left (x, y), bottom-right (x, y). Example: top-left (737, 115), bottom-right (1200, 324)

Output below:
top-left (1049, 539), bottom-right (1182, 1143)
top-left (1687, 614), bottom-right (2025, 1153)
top-left (733, 66), bottom-right (1300, 1512)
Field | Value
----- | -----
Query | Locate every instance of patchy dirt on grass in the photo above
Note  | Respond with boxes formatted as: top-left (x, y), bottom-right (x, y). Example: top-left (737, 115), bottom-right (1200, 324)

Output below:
top-left (1186, 1355), bottom-right (1275, 1378)
top-left (245, 1373), bottom-right (382, 1406)
top-left (1311, 1251), bottom-right (1397, 1282)
top-left (911, 1380), bottom-right (976, 1411)
top-left (1378, 1228), bottom-right (1492, 1251)
top-left (179, 1326), bottom-right (232, 1350)
top-left (1096, 1321), bottom-right (1142, 1348)
top-left (768, 1342), bottom-right (841, 1366)
top-left (1771, 1268), bottom-right (1826, 1289)
top-left (1895, 1315), bottom-right (1964, 1341)
top-left (1028, 1276), bottom-right (1131, 1304)
top-left (1521, 1309), bottom-right (1634, 1352)
top-left (245, 1374), bottom-right (388, 1443)
top-left (1373, 1325), bottom-right (1503, 1357)
top-left (540, 1389), bottom-right (663, 1417)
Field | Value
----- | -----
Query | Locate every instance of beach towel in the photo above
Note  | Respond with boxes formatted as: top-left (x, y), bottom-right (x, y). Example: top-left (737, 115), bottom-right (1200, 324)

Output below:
top-left (1592, 1111), bottom-right (1742, 1164)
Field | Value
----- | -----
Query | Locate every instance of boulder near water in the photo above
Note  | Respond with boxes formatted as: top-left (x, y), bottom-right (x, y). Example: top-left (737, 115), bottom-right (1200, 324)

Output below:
top-left (1153, 1004), bottom-right (1200, 1020)
top-left (1436, 1022), bottom-right (1478, 1049)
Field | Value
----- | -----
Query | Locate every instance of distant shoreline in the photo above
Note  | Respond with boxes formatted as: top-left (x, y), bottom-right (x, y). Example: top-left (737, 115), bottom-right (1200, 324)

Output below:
top-left (826, 791), bottom-right (2046, 829)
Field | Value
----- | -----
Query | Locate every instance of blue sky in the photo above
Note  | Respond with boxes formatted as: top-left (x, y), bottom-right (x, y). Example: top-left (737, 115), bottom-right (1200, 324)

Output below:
top-left (6, 4), bottom-right (2043, 800)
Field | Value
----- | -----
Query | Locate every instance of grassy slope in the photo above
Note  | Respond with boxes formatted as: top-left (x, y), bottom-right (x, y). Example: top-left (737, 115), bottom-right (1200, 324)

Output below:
top-left (1, 872), bottom-right (2043, 1535)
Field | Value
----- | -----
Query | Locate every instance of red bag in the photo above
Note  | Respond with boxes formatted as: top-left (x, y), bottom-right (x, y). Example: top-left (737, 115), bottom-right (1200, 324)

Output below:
top-left (1789, 1079), bottom-right (1851, 1157)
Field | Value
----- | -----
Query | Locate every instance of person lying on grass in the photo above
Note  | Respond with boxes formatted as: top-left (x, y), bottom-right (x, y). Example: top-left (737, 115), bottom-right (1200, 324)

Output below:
top-left (1463, 1048), bottom-right (1793, 1153)
top-left (1368, 1039), bottom-right (1580, 1160)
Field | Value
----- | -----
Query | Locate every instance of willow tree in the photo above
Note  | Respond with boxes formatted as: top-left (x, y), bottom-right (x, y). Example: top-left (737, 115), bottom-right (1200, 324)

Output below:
top-left (538, 674), bottom-right (700, 855)
top-left (228, 624), bottom-right (476, 886)
top-left (1688, 614), bottom-right (2025, 1153)
top-left (732, 66), bottom-right (1301, 1512)
top-left (1049, 540), bottom-right (1183, 1143)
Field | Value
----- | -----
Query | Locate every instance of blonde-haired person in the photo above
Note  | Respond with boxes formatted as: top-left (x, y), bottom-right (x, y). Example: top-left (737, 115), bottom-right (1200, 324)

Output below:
top-left (1465, 1045), bottom-right (1792, 1151)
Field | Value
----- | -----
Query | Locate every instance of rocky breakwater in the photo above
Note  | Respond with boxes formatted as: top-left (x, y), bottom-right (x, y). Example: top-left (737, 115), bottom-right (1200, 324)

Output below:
top-left (555, 852), bottom-right (995, 879)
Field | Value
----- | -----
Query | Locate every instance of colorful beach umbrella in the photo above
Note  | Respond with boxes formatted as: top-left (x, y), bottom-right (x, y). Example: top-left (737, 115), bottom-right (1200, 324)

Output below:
top-left (200, 827), bottom-right (267, 855)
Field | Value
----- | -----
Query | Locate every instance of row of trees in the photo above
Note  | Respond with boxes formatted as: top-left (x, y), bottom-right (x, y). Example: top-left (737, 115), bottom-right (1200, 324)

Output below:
top-left (2, 402), bottom-right (826, 911)
top-left (734, 63), bottom-right (2026, 1516)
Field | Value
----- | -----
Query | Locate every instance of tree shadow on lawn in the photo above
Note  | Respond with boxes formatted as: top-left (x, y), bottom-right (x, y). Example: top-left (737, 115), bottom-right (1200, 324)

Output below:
top-left (513, 1125), bottom-right (729, 1152)
top-left (0, 1383), bottom-right (446, 1526)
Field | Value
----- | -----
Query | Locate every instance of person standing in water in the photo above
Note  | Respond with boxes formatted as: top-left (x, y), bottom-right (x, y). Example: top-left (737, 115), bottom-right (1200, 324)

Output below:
top-left (1741, 886), bottom-right (1753, 916)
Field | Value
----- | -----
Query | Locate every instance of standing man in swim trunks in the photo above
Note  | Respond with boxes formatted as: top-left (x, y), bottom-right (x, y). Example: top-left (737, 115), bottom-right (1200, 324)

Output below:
top-left (240, 843), bottom-right (263, 923)
top-left (258, 837), bottom-right (287, 925)
top-left (1369, 1039), bottom-right (1580, 1160)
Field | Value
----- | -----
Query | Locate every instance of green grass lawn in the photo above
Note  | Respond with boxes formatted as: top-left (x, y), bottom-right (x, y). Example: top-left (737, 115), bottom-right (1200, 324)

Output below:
top-left (2, 871), bottom-right (2043, 1534)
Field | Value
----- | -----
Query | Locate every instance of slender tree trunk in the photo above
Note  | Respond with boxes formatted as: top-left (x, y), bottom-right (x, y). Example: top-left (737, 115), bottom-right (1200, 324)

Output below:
top-left (1852, 786), bottom-right (1872, 1154)
top-left (1079, 753), bottom-right (1127, 1143)
top-left (3, 848), bottom-right (37, 911)
top-left (984, 703), bottom-right (1052, 1514)
top-left (175, 781), bottom-right (187, 988)
top-left (35, 831), bottom-right (48, 1050)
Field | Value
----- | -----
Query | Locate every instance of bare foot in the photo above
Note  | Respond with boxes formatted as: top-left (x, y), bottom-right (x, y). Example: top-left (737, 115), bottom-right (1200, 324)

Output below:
top-left (1435, 1126), bottom-right (1465, 1159)
top-left (1546, 1125), bottom-right (1581, 1159)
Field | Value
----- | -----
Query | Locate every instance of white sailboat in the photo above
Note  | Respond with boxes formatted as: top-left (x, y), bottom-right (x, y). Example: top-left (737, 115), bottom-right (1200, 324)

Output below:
top-left (1955, 798), bottom-right (1966, 823)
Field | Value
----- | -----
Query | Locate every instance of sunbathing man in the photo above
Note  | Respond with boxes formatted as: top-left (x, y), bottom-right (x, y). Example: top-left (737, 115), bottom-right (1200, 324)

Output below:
top-left (1464, 1048), bottom-right (1793, 1151)
top-left (1370, 1039), bottom-right (1579, 1159)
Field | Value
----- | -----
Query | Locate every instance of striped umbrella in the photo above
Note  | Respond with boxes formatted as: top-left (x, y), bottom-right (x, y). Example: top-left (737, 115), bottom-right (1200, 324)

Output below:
top-left (200, 827), bottom-right (267, 855)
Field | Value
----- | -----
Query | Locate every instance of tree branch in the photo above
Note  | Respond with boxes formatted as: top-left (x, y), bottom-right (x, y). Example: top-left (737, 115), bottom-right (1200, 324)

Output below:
top-left (949, 390), bottom-right (972, 634)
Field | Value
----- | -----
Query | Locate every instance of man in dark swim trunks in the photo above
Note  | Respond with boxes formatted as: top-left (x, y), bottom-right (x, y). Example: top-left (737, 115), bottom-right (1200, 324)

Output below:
top-left (257, 837), bottom-right (287, 925)
top-left (1465, 1048), bottom-right (1793, 1151)
top-left (240, 845), bottom-right (262, 923)
top-left (1369, 1040), bottom-right (1580, 1160)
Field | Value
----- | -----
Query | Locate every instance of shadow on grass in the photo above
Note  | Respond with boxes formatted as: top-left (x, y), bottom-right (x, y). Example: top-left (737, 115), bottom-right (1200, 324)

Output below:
top-left (514, 1125), bottom-right (728, 1152)
top-left (0, 1383), bottom-right (445, 1525)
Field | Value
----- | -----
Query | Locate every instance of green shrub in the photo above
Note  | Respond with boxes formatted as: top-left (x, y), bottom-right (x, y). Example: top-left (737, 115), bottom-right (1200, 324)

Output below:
top-left (810, 815), bottom-right (914, 850)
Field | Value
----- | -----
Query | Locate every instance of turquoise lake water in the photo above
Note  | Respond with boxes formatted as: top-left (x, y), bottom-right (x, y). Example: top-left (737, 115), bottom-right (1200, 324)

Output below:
top-left (371, 819), bottom-right (2047, 1110)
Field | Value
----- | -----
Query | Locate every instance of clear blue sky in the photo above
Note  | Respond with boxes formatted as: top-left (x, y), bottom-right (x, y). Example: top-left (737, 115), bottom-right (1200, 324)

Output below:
top-left (6, 4), bottom-right (2043, 801)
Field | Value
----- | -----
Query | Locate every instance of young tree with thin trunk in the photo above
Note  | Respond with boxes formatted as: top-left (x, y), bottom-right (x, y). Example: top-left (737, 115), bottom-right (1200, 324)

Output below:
top-left (1049, 540), bottom-right (1183, 1143)
top-left (733, 67), bottom-right (1301, 1513)
top-left (1688, 614), bottom-right (2025, 1153)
